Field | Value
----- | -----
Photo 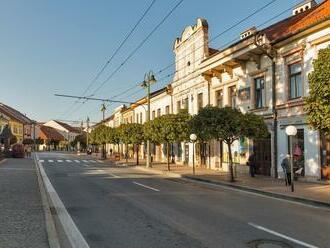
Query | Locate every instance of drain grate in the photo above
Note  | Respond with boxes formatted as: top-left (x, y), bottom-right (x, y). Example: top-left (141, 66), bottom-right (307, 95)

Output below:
top-left (247, 239), bottom-right (293, 248)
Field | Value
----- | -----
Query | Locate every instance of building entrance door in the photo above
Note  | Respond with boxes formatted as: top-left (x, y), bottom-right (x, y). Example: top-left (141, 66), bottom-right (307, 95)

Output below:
top-left (253, 139), bottom-right (271, 176)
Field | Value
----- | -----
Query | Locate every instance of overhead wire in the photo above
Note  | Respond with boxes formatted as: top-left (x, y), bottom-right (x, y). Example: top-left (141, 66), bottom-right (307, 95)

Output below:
top-left (58, 0), bottom-right (157, 119)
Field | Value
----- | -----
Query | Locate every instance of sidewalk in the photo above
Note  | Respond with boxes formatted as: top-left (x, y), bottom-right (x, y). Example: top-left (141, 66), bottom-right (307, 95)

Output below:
top-left (112, 158), bottom-right (330, 207)
top-left (0, 158), bottom-right (49, 248)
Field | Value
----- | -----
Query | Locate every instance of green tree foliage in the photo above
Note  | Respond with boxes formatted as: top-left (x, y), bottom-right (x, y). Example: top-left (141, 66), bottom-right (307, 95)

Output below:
top-left (35, 138), bottom-right (44, 145)
top-left (118, 123), bottom-right (144, 165)
top-left (189, 106), bottom-right (268, 182)
top-left (23, 138), bottom-right (34, 145)
top-left (144, 112), bottom-right (190, 170)
top-left (305, 46), bottom-right (330, 134)
top-left (71, 133), bottom-right (87, 149)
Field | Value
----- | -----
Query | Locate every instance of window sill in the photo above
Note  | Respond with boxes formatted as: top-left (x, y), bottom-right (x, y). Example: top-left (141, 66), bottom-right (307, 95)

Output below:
top-left (249, 107), bottom-right (269, 112)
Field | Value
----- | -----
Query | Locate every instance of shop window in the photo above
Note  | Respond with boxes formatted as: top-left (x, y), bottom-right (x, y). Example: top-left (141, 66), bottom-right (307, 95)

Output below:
top-left (254, 77), bottom-right (265, 108)
top-left (183, 98), bottom-right (189, 110)
top-left (288, 63), bottom-right (302, 99)
top-left (287, 128), bottom-right (304, 176)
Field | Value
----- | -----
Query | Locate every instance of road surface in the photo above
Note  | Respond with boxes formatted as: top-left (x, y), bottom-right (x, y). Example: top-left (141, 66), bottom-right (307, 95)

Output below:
top-left (37, 152), bottom-right (330, 248)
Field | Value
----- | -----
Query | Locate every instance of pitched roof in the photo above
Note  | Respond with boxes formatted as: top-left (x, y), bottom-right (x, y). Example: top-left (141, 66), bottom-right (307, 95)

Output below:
top-left (263, 0), bottom-right (330, 43)
top-left (0, 103), bottom-right (33, 124)
top-left (39, 126), bottom-right (65, 141)
top-left (53, 120), bottom-right (81, 133)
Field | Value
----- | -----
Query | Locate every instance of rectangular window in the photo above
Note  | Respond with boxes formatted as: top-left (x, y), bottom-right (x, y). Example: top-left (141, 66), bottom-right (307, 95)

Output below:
top-left (197, 93), bottom-right (203, 111)
top-left (140, 113), bottom-right (143, 123)
top-left (152, 110), bottom-right (156, 120)
top-left (136, 114), bottom-right (139, 123)
top-left (215, 90), bottom-right (223, 108)
top-left (183, 97), bottom-right (189, 110)
top-left (255, 77), bottom-right (265, 108)
top-left (157, 108), bottom-right (161, 117)
top-left (288, 63), bottom-right (302, 99)
top-left (165, 105), bottom-right (170, 115)
top-left (176, 100), bottom-right (181, 113)
top-left (228, 86), bottom-right (236, 108)
top-left (287, 128), bottom-right (305, 176)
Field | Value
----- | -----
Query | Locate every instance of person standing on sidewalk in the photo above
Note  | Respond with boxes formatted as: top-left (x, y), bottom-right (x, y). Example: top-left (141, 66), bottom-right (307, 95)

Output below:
top-left (281, 155), bottom-right (291, 186)
top-left (247, 153), bottom-right (256, 177)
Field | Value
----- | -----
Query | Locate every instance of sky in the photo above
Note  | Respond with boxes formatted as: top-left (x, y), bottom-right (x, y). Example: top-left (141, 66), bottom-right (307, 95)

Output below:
top-left (0, 0), bottom-right (309, 124)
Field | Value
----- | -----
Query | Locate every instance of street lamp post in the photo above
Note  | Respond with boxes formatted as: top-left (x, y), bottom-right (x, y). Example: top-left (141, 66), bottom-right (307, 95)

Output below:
top-left (86, 116), bottom-right (90, 148)
top-left (190, 133), bottom-right (197, 175)
top-left (100, 104), bottom-right (106, 159)
top-left (141, 71), bottom-right (156, 168)
top-left (285, 125), bottom-right (297, 192)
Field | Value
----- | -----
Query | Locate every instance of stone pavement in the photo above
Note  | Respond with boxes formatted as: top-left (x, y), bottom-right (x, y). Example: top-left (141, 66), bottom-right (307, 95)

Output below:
top-left (0, 158), bottom-right (49, 248)
top-left (109, 158), bottom-right (330, 207)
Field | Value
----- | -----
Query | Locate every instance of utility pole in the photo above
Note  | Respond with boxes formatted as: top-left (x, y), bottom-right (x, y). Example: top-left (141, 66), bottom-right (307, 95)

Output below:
top-left (141, 71), bottom-right (156, 168)
top-left (100, 103), bottom-right (106, 159)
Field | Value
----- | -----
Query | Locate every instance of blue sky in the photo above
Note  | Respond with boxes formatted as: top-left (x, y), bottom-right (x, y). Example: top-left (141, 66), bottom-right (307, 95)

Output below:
top-left (0, 0), bottom-right (306, 123)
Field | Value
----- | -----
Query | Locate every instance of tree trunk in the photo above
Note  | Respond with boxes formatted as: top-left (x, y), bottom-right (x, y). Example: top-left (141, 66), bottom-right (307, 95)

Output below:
top-left (227, 141), bottom-right (235, 182)
top-left (167, 143), bottom-right (170, 171)
top-left (118, 144), bottom-right (121, 160)
top-left (125, 143), bottom-right (128, 163)
top-left (136, 144), bottom-right (139, 165)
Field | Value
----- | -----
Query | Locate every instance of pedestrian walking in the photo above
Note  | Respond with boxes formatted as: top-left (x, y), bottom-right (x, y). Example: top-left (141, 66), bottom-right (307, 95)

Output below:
top-left (26, 146), bottom-right (32, 157)
top-left (247, 153), bottom-right (256, 177)
top-left (281, 155), bottom-right (291, 186)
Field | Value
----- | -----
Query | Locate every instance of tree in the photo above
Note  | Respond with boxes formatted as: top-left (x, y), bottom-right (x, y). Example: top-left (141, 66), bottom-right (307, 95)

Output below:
top-left (305, 46), bottom-right (330, 134)
top-left (144, 112), bottom-right (190, 171)
top-left (189, 106), bottom-right (268, 182)
top-left (71, 133), bottom-right (87, 149)
top-left (118, 123), bottom-right (144, 165)
top-left (35, 138), bottom-right (44, 145)
top-left (105, 127), bottom-right (121, 159)
top-left (23, 138), bottom-right (34, 145)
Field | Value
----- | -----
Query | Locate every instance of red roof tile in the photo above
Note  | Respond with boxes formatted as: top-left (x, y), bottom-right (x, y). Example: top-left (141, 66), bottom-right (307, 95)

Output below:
top-left (263, 0), bottom-right (330, 43)
top-left (39, 126), bottom-right (65, 141)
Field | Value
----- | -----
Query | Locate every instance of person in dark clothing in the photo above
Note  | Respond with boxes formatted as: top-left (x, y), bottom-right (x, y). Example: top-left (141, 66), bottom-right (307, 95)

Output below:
top-left (281, 155), bottom-right (291, 186)
top-left (247, 153), bottom-right (256, 177)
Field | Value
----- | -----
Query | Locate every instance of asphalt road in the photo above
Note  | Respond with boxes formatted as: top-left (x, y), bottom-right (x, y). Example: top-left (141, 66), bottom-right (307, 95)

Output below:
top-left (37, 152), bottom-right (330, 248)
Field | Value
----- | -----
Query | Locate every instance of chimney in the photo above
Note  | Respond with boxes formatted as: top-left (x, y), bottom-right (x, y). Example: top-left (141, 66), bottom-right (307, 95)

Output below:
top-left (292, 0), bottom-right (317, 16)
top-left (240, 26), bottom-right (257, 40)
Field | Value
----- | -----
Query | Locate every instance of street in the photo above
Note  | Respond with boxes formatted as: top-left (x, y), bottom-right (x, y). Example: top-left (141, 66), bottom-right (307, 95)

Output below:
top-left (37, 152), bottom-right (330, 248)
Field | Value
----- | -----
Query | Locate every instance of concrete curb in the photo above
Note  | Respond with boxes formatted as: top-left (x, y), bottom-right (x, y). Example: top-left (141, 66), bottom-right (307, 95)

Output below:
top-left (33, 154), bottom-right (61, 248)
top-left (34, 154), bottom-right (90, 248)
top-left (0, 158), bottom-right (7, 164)
top-left (134, 166), bottom-right (330, 209)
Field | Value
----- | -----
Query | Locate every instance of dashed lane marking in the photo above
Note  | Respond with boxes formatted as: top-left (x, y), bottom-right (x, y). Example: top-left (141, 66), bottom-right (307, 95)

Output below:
top-left (132, 181), bottom-right (160, 192)
top-left (57, 160), bottom-right (63, 163)
top-left (66, 160), bottom-right (72, 163)
top-left (74, 160), bottom-right (80, 163)
top-left (38, 160), bottom-right (44, 163)
top-left (48, 160), bottom-right (54, 163)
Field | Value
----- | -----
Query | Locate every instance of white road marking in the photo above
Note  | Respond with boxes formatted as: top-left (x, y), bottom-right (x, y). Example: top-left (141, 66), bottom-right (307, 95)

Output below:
top-left (66, 160), bottom-right (72, 163)
top-left (82, 160), bottom-right (88, 163)
top-left (48, 160), bottom-right (54, 163)
top-left (38, 160), bottom-right (44, 163)
top-left (57, 160), bottom-right (63, 163)
top-left (89, 160), bottom-right (97, 163)
top-left (133, 181), bottom-right (160, 192)
top-left (74, 160), bottom-right (80, 163)
top-left (109, 173), bottom-right (120, 178)
top-left (35, 155), bottom-right (90, 248)
top-left (97, 160), bottom-right (104, 163)
top-left (248, 223), bottom-right (319, 248)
